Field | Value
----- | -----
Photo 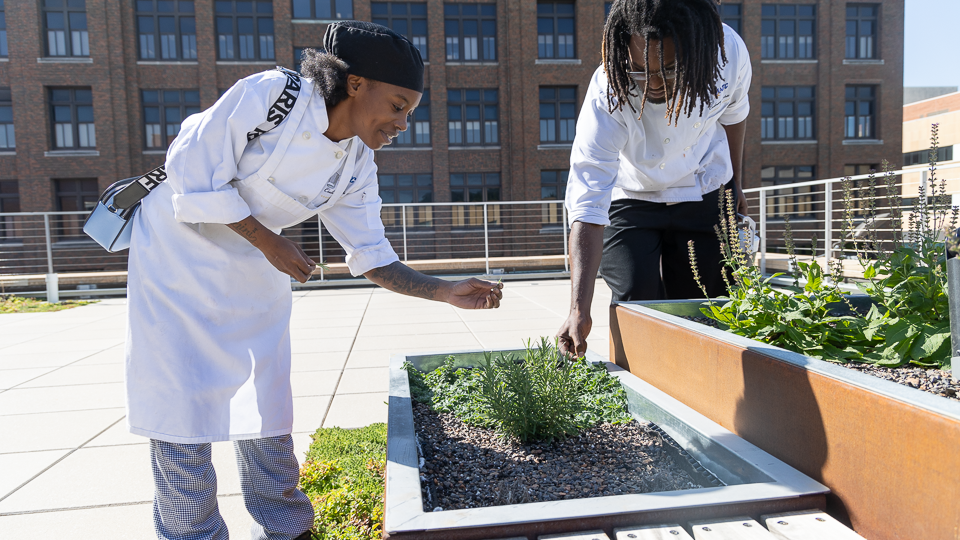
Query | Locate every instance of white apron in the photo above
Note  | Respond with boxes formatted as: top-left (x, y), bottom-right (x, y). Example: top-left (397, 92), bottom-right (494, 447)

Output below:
top-left (125, 77), bottom-right (363, 444)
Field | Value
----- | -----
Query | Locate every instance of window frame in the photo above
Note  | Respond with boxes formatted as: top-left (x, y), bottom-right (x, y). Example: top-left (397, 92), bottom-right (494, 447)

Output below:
top-left (49, 87), bottom-right (96, 150)
top-left (444, 3), bottom-right (497, 63)
top-left (54, 178), bottom-right (99, 241)
top-left (372, 2), bottom-right (428, 61)
top-left (215, 0), bottom-right (275, 62)
top-left (43, 0), bottom-right (90, 57)
top-left (142, 89), bottom-right (200, 150)
top-left (845, 3), bottom-right (879, 59)
top-left (760, 165), bottom-right (818, 220)
top-left (0, 180), bottom-right (21, 243)
top-left (0, 87), bottom-right (13, 150)
top-left (720, 3), bottom-right (742, 35)
top-left (540, 169), bottom-right (568, 225)
top-left (537, 0), bottom-right (576, 59)
top-left (291, 0), bottom-right (354, 21)
top-left (0, 0), bottom-right (8, 58)
top-left (844, 85), bottom-right (876, 140)
top-left (378, 173), bottom-right (434, 229)
top-left (447, 89), bottom-right (498, 147)
top-left (450, 172), bottom-right (501, 227)
top-left (903, 147), bottom-right (953, 167)
top-left (393, 89), bottom-right (431, 147)
top-left (760, 86), bottom-right (815, 141)
top-left (539, 86), bottom-right (577, 144)
top-left (760, 4), bottom-right (816, 59)
top-left (135, 0), bottom-right (198, 61)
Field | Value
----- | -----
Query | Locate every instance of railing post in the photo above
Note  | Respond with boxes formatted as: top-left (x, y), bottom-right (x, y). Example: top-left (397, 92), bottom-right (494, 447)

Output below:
top-left (562, 203), bottom-right (569, 273)
top-left (401, 205), bottom-right (408, 262)
top-left (483, 204), bottom-right (489, 275)
top-left (824, 181), bottom-right (833, 267)
top-left (317, 214), bottom-right (324, 281)
top-left (759, 191), bottom-right (767, 275)
top-left (43, 214), bottom-right (58, 303)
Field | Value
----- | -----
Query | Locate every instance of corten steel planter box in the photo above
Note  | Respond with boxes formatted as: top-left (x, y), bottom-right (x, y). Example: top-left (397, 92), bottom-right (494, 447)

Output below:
top-left (609, 300), bottom-right (960, 540)
top-left (385, 349), bottom-right (827, 540)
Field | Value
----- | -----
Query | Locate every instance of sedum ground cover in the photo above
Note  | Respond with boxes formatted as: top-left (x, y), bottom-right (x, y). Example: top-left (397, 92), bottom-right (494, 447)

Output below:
top-left (298, 424), bottom-right (387, 540)
top-left (0, 296), bottom-right (94, 313)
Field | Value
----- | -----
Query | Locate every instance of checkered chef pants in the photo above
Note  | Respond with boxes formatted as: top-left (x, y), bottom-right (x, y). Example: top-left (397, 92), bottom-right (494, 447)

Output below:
top-left (150, 435), bottom-right (314, 540)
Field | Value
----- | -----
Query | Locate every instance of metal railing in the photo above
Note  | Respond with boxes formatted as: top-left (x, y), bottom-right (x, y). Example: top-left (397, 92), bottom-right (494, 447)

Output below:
top-left (2, 161), bottom-right (958, 296)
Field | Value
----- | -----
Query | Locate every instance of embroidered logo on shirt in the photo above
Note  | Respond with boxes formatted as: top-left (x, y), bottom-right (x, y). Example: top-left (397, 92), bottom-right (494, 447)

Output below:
top-left (322, 172), bottom-right (340, 195)
top-left (348, 176), bottom-right (357, 184)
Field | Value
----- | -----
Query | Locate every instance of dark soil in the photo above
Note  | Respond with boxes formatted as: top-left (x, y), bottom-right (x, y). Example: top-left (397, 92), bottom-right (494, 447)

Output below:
top-left (412, 402), bottom-right (703, 512)
top-left (684, 316), bottom-right (960, 402)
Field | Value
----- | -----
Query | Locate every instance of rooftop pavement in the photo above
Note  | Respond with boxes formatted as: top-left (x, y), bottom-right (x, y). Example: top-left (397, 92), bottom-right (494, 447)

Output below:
top-left (0, 277), bottom-right (611, 539)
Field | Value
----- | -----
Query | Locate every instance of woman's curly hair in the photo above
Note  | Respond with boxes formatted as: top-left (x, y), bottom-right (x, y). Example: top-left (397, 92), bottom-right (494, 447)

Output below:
top-left (602, 0), bottom-right (726, 125)
top-left (298, 48), bottom-right (351, 108)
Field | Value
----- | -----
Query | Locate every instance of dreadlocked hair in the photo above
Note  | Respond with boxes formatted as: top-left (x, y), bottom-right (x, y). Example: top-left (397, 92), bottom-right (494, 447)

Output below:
top-left (298, 48), bottom-right (350, 108)
top-left (602, 0), bottom-right (727, 125)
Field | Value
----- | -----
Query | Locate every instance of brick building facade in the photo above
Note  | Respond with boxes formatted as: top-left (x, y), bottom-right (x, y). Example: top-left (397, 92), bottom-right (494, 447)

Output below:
top-left (0, 0), bottom-right (903, 268)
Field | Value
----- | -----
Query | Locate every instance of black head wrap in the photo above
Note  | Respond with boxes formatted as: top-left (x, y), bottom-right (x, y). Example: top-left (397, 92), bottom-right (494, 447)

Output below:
top-left (322, 21), bottom-right (425, 93)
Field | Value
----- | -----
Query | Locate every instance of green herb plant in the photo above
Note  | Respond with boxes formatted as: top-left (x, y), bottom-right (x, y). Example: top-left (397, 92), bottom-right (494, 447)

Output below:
top-left (404, 338), bottom-right (632, 443)
top-left (298, 424), bottom-right (387, 540)
top-left (689, 123), bottom-right (956, 368)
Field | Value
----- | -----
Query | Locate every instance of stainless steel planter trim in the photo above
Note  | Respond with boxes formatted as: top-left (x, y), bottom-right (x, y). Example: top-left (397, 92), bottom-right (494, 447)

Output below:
top-left (617, 300), bottom-right (960, 422)
top-left (385, 348), bottom-right (828, 535)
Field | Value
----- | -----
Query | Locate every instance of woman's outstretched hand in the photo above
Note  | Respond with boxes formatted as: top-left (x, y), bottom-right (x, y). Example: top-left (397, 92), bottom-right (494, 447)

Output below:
top-left (446, 278), bottom-right (504, 309)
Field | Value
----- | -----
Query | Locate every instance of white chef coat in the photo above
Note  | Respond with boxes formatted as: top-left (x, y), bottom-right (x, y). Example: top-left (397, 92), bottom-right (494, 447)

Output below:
top-left (125, 70), bottom-right (398, 444)
top-left (566, 23), bottom-right (752, 226)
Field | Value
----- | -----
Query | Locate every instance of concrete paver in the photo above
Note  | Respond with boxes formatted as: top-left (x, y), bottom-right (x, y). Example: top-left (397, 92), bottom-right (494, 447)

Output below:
top-left (0, 277), bottom-right (609, 538)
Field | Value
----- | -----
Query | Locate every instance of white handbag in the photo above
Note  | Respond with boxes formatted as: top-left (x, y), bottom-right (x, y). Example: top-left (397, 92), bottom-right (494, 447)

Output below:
top-left (83, 67), bottom-right (303, 252)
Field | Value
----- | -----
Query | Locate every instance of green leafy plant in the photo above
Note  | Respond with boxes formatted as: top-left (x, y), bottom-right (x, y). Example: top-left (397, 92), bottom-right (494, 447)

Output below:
top-left (298, 424), bottom-right (387, 540)
top-left (0, 296), bottom-right (95, 313)
top-left (689, 124), bottom-right (956, 368)
top-left (404, 338), bottom-right (632, 443)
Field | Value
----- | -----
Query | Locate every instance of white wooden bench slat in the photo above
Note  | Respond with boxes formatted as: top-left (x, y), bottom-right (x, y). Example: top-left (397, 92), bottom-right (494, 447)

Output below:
top-left (761, 510), bottom-right (866, 540)
top-left (614, 523), bottom-right (694, 539)
top-left (540, 531), bottom-right (610, 540)
top-left (689, 517), bottom-right (778, 540)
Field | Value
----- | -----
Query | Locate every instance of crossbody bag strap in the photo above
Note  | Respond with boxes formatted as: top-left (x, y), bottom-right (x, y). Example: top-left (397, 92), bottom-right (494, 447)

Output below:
top-left (112, 67), bottom-right (302, 210)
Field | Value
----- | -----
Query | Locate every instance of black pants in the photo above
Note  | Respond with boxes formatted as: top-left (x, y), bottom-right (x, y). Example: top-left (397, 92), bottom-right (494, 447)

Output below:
top-left (600, 183), bottom-right (730, 302)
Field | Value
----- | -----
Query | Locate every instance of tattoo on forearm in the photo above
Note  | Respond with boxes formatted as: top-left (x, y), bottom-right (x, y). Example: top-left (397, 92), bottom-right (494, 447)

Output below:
top-left (228, 220), bottom-right (260, 244)
top-left (367, 262), bottom-right (440, 300)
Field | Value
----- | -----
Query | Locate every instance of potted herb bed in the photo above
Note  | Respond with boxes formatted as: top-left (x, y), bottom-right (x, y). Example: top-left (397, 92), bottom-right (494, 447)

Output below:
top-left (384, 342), bottom-right (827, 540)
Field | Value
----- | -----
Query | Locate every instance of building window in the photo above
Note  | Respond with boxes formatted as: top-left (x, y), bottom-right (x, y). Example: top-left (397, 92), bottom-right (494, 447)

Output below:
top-left (0, 88), bottom-right (13, 150)
top-left (372, 3), bottom-right (428, 61)
top-left (395, 89), bottom-right (430, 146)
top-left (379, 173), bottom-right (433, 228)
top-left (844, 86), bottom-right (875, 139)
top-left (50, 88), bottom-right (95, 149)
top-left (292, 0), bottom-right (353, 20)
top-left (44, 0), bottom-right (90, 57)
top-left (448, 89), bottom-right (498, 146)
top-left (604, 2), bottom-right (611, 22)
top-left (0, 0), bottom-right (8, 58)
top-left (761, 166), bottom-right (816, 219)
top-left (903, 147), bottom-right (953, 167)
top-left (0, 180), bottom-right (20, 242)
top-left (451, 172), bottom-right (500, 226)
top-left (537, 0), bottom-right (575, 59)
top-left (760, 86), bottom-right (814, 140)
top-left (143, 90), bottom-right (200, 149)
top-left (844, 164), bottom-right (880, 217)
top-left (541, 169), bottom-right (568, 225)
top-left (293, 47), bottom-right (318, 73)
top-left (216, 1), bottom-right (274, 61)
top-left (721, 3), bottom-right (742, 35)
top-left (136, 0), bottom-right (197, 61)
top-left (845, 4), bottom-right (877, 59)
top-left (539, 87), bottom-right (576, 143)
top-left (55, 178), bottom-right (99, 239)
top-left (761, 4), bottom-right (815, 59)
top-left (444, 4), bottom-right (496, 62)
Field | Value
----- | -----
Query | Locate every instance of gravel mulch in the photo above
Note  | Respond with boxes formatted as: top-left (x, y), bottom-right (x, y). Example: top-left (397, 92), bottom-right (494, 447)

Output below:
top-left (682, 316), bottom-right (960, 402)
top-left (838, 363), bottom-right (959, 401)
top-left (412, 402), bottom-right (703, 512)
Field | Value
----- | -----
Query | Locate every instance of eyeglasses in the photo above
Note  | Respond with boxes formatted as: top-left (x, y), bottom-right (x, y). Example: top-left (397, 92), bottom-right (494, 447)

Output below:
top-left (628, 69), bottom-right (678, 83)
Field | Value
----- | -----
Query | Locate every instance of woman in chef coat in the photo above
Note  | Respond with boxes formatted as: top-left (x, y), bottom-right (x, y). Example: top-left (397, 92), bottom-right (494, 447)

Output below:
top-left (125, 21), bottom-right (503, 540)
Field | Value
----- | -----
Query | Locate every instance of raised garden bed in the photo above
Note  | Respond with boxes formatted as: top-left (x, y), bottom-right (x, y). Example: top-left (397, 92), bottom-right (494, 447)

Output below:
top-left (610, 300), bottom-right (960, 540)
top-left (385, 349), bottom-right (827, 540)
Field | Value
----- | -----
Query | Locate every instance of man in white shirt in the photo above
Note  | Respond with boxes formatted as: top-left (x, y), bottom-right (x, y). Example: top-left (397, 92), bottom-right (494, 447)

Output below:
top-left (557, 0), bottom-right (752, 356)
